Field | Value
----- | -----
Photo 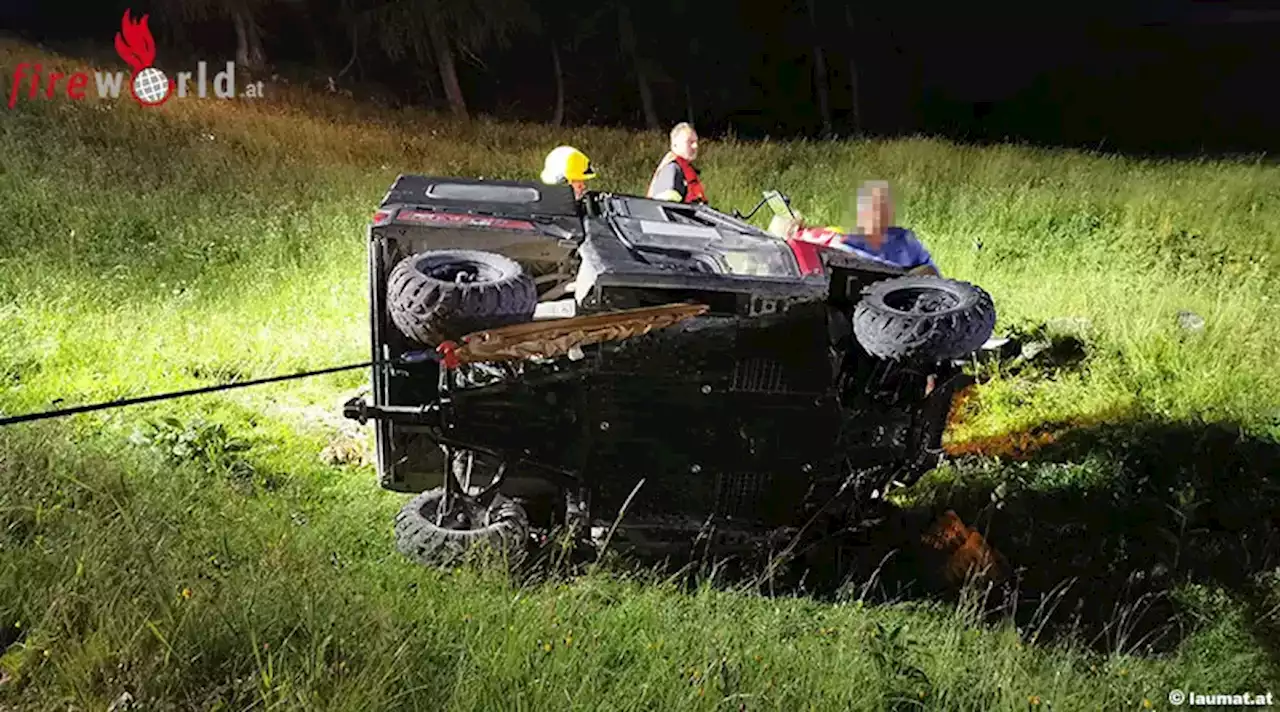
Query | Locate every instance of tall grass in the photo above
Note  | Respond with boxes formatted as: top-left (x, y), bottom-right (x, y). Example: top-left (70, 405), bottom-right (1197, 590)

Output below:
top-left (1, 38), bottom-right (1278, 708)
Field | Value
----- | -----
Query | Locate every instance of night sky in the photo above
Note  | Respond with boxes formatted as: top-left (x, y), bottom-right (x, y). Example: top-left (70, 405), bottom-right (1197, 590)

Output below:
top-left (4, 0), bottom-right (1278, 156)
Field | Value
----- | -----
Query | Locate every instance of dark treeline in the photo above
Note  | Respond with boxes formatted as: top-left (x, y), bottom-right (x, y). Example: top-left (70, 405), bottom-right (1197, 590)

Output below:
top-left (6, 0), bottom-right (1280, 157)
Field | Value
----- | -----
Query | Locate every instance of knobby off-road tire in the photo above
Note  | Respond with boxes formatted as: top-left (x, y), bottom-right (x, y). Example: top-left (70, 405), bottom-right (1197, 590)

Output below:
top-left (394, 487), bottom-right (531, 568)
top-left (387, 249), bottom-right (538, 347)
top-left (852, 276), bottom-right (996, 363)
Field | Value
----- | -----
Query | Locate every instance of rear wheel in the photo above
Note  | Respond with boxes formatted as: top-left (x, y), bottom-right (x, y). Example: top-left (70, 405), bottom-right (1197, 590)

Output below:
top-left (387, 249), bottom-right (538, 346)
top-left (394, 487), bottom-right (530, 568)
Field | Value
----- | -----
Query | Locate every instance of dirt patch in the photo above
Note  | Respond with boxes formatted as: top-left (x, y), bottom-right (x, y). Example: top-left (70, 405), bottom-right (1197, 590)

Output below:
top-left (261, 387), bottom-right (374, 467)
top-left (944, 426), bottom-right (1065, 460)
top-left (320, 430), bottom-right (371, 466)
top-left (943, 409), bottom-right (1129, 460)
top-left (945, 384), bottom-right (978, 429)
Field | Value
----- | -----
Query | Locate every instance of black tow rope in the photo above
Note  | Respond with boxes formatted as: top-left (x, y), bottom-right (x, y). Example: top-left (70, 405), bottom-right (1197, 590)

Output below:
top-left (0, 360), bottom-right (377, 427)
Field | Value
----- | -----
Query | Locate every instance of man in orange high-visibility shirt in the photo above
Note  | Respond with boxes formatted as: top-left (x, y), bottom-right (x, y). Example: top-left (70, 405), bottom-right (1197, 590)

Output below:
top-left (646, 122), bottom-right (707, 204)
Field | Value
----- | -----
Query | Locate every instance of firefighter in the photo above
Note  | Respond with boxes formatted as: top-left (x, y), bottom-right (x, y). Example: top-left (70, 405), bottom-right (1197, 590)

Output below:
top-left (646, 122), bottom-right (707, 204)
top-left (540, 145), bottom-right (597, 199)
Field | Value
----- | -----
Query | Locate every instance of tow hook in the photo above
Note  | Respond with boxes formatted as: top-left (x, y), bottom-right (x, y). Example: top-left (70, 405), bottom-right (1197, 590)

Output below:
top-left (343, 396), bottom-right (370, 424)
top-left (341, 398), bottom-right (442, 426)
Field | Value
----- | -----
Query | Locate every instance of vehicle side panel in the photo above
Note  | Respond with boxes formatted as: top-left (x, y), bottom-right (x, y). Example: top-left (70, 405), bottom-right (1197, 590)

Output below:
top-left (372, 218), bottom-right (576, 268)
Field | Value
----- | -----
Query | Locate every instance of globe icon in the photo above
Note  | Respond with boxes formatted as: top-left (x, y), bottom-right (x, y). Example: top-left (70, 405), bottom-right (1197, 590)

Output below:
top-left (131, 67), bottom-right (170, 105)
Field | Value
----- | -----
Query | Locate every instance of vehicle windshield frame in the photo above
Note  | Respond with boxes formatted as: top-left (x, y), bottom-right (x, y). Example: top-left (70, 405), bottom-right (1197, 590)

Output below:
top-left (605, 198), bottom-right (802, 279)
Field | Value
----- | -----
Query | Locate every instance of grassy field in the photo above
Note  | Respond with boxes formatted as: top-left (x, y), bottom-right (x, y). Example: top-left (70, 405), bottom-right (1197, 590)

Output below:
top-left (2, 37), bottom-right (1279, 710)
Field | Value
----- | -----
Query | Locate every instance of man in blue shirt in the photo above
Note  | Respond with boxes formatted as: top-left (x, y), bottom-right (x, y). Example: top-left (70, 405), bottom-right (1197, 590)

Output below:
top-left (780, 180), bottom-right (940, 276)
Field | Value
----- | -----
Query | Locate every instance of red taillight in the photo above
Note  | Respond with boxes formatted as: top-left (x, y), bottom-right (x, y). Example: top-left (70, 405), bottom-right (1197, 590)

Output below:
top-left (786, 238), bottom-right (825, 276)
top-left (397, 210), bottom-right (536, 232)
top-left (372, 209), bottom-right (394, 226)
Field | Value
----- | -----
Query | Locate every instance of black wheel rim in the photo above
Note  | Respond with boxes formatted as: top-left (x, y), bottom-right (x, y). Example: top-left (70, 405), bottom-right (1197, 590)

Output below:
top-left (418, 259), bottom-right (503, 284)
top-left (881, 286), bottom-right (960, 315)
top-left (427, 495), bottom-right (478, 529)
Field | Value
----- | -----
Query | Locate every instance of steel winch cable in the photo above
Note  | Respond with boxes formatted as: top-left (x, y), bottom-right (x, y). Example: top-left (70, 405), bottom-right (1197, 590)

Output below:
top-left (0, 360), bottom-right (380, 427)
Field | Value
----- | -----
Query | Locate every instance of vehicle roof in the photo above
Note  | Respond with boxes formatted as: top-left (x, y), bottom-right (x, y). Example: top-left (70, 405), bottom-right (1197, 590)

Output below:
top-left (380, 174), bottom-right (580, 219)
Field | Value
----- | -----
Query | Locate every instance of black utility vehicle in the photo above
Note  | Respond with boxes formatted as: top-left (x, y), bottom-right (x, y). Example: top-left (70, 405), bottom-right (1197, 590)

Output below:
top-left (342, 175), bottom-right (996, 568)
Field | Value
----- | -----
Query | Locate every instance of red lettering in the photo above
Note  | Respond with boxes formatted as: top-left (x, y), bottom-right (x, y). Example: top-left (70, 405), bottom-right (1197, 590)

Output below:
top-left (67, 73), bottom-right (88, 100)
top-left (8, 63), bottom-right (29, 109)
top-left (28, 64), bottom-right (40, 99)
top-left (45, 72), bottom-right (64, 99)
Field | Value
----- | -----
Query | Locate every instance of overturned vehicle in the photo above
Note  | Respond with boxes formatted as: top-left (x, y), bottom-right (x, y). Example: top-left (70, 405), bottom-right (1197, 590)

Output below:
top-left (342, 175), bottom-right (998, 572)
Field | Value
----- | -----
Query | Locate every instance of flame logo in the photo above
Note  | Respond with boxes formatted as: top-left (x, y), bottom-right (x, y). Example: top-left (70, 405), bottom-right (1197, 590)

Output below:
top-left (114, 9), bottom-right (156, 72)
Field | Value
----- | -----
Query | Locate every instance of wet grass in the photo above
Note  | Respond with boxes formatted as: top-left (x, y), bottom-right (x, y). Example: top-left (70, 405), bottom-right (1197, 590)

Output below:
top-left (1, 37), bottom-right (1279, 709)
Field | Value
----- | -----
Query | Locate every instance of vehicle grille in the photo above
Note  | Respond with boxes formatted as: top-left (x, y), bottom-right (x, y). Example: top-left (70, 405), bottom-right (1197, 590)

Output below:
top-left (713, 471), bottom-right (771, 519)
top-left (730, 358), bottom-right (788, 394)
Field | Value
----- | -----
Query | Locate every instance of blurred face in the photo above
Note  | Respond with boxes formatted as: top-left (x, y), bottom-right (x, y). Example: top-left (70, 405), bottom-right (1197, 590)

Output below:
top-left (570, 180), bottom-right (586, 199)
top-left (857, 188), bottom-right (892, 237)
top-left (672, 128), bottom-right (698, 161)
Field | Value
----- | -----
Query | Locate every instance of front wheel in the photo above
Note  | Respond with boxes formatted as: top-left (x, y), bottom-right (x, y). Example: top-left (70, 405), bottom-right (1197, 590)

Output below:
top-left (852, 276), bottom-right (996, 363)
